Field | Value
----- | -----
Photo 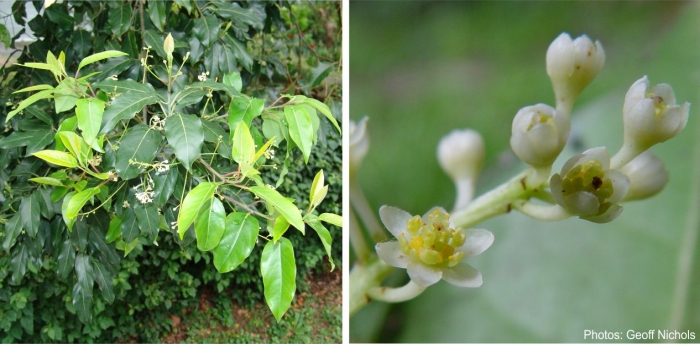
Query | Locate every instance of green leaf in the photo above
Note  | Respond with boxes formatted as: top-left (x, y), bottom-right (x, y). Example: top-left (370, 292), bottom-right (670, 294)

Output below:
top-left (231, 122), bottom-right (255, 164)
top-left (2, 213), bottom-right (22, 253)
top-left (75, 253), bottom-right (94, 291)
top-left (195, 197), bottom-right (225, 251)
top-left (261, 237), bottom-right (296, 323)
top-left (120, 207), bottom-right (139, 243)
top-left (61, 192), bottom-right (76, 230)
top-left (177, 182), bottom-right (219, 239)
top-left (100, 91), bottom-right (159, 135)
top-left (57, 239), bottom-right (76, 279)
top-left (228, 96), bottom-right (264, 141)
top-left (0, 130), bottom-right (43, 149)
top-left (135, 204), bottom-right (160, 240)
top-left (272, 216), bottom-right (290, 242)
top-left (90, 257), bottom-right (115, 304)
top-left (56, 131), bottom-right (90, 166)
top-left (170, 87), bottom-right (207, 110)
top-left (20, 194), bottom-right (40, 237)
top-left (28, 177), bottom-right (64, 187)
top-left (11, 242), bottom-right (29, 284)
top-left (106, 216), bottom-right (122, 244)
top-left (296, 96), bottom-right (341, 133)
top-left (193, 16), bottom-right (220, 48)
top-left (223, 72), bottom-right (242, 92)
top-left (213, 2), bottom-right (265, 31)
top-left (143, 29), bottom-right (167, 59)
top-left (54, 78), bottom-right (86, 113)
top-left (284, 106), bottom-right (314, 163)
top-left (308, 62), bottom-right (334, 88)
top-left (202, 120), bottom-right (232, 159)
top-left (13, 84), bottom-right (54, 94)
top-left (319, 213), bottom-right (342, 228)
top-left (0, 23), bottom-right (10, 47)
top-left (310, 170), bottom-right (325, 207)
top-left (148, 0), bottom-right (166, 31)
top-left (75, 98), bottom-right (105, 146)
top-left (32, 150), bottom-right (78, 168)
top-left (164, 114), bottom-right (204, 170)
top-left (73, 29), bottom-right (92, 57)
top-left (223, 35), bottom-right (253, 71)
top-left (72, 282), bottom-right (93, 324)
top-left (78, 50), bottom-right (129, 71)
top-left (93, 79), bottom-right (158, 96)
top-left (153, 166), bottom-right (179, 207)
top-left (213, 212), bottom-right (259, 273)
top-left (66, 187), bottom-right (100, 220)
top-left (6, 89), bottom-right (54, 123)
top-left (250, 186), bottom-right (304, 231)
top-left (305, 216), bottom-right (335, 271)
top-left (114, 125), bottom-right (161, 180)
top-left (108, 4), bottom-right (132, 36)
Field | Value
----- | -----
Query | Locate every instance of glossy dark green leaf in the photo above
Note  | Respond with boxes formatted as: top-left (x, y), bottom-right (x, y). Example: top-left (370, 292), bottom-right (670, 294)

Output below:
top-left (20, 193), bottom-right (40, 237)
top-left (214, 2), bottom-right (265, 30)
top-left (90, 257), bottom-right (115, 304)
top-left (148, 0), bottom-right (166, 31)
top-left (75, 253), bottom-right (94, 290)
top-left (193, 16), bottom-right (220, 48)
top-left (100, 91), bottom-right (159, 135)
top-left (171, 87), bottom-right (207, 109)
top-left (72, 29), bottom-right (92, 57)
top-left (204, 41), bottom-right (237, 80)
top-left (122, 31), bottom-right (140, 59)
top-left (10, 242), bottom-right (28, 285)
top-left (70, 219), bottom-right (88, 252)
top-left (108, 4), bottom-right (132, 36)
top-left (178, 182), bottom-right (218, 239)
top-left (261, 237), bottom-right (296, 322)
top-left (2, 212), bottom-right (22, 253)
top-left (96, 56), bottom-right (136, 79)
top-left (153, 166), bottom-right (179, 207)
top-left (0, 130), bottom-right (37, 148)
top-left (223, 35), bottom-right (253, 71)
top-left (114, 125), bottom-right (162, 180)
top-left (173, 0), bottom-right (192, 13)
top-left (202, 120), bottom-right (232, 159)
top-left (89, 218), bottom-right (120, 267)
top-left (228, 96), bottom-right (264, 141)
top-left (188, 35), bottom-right (203, 63)
top-left (305, 215), bottom-right (335, 271)
top-left (93, 79), bottom-right (158, 96)
top-left (195, 197), bottom-right (225, 251)
top-left (143, 30), bottom-right (167, 59)
top-left (284, 105), bottom-right (314, 163)
top-left (164, 114), bottom-right (204, 170)
top-left (72, 282), bottom-right (93, 324)
top-left (135, 203), bottom-right (159, 240)
top-left (57, 239), bottom-right (76, 279)
top-left (45, 5), bottom-right (74, 28)
top-left (120, 207), bottom-right (139, 243)
top-left (25, 126), bottom-right (55, 155)
top-left (213, 212), bottom-right (259, 273)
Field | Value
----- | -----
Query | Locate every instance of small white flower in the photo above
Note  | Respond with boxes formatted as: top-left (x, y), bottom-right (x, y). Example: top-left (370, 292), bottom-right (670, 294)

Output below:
top-left (550, 147), bottom-right (630, 223)
top-left (135, 190), bottom-right (154, 204)
top-left (622, 76), bottom-right (690, 151)
top-left (510, 104), bottom-right (570, 168)
top-left (376, 206), bottom-right (494, 288)
top-left (264, 148), bottom-right (275, 159)
top-left (198, 72), bottom-right (208, 82)
top-left (122, 201), bottom-right (130, 208)
top-left (546, 33), bottom-right (605, 113)
top-left (619, 149), bottom-right (668, 201)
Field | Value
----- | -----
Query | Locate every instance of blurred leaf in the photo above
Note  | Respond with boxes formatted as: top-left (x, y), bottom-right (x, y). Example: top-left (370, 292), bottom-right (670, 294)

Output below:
top-left (19, 193), bottom-right (40, 237)
top-left (148, 1), bottom-right (167, 31)
top-left (108, 4), bottom-right (132, 36)
top-left (213, 212), bottom-right (259, 273)
top-left (72, 30), bottom-right (92, 57)
top-left (57, 239), bottom-right (75, 279)
top-left (308, 62), bottom-right (333, 89)
top-left (214, 2), bottom-right (266, 31)
top-left (72, 281), bottom-right (93, 324)
top-left (0, 23), bottom-right (10, 47)
top-left (120, 207), bottom-right (139, 243)
top-left (90, 257), bottom-right (115, 304)
top-left (261, 237), bottom-right (296, 322)
top-left (164, 114), bottom-right (204, 170)
top-left (2, 213), bottom-right (22, 252)
top-left (195, 197), bottom-right (225, 251)
top-left (193, 16), bottom-right (220, 48)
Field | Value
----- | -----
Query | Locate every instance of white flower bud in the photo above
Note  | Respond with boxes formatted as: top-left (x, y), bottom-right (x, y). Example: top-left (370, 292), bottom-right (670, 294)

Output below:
top-left (549, 147), bottom-right (629, 223)
top-left (622, 76), bottom-right (689, 151)
top-left (546, 33), bottom-right (605, 113)
top-left (164, 33), bottom-right (174, 61)
top-left (437, 129), bottom-right (484, 210)
top-left (510, 103), bottom-right (570, 169)
top-left (618, 149), bottom-right (668, 201)
top-left (350, 117), bottom-right (369, 177)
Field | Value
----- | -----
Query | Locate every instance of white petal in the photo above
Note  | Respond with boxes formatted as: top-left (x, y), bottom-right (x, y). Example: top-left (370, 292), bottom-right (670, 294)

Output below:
top-left (582, 204), bottom-right (623, 223)
top-left (442, 262), bottom-right (483, 288)
top-left (550, 173), bottom-right (566, 207)
top-left (379, 205), bottom-right (412, 238)
top-left (606, 169), bottom-right (630, 204)
top-left (581, 147), bottom-right (610, 170)
top-left (375, 242), bottom-right (408, 269)
top-left (406, 261), bottom-right (442, 288)
top-left (456, 228), bottom-right (494, 257)
top-left (422, 206), bottom-right (449, 222)
top-left (650, 83), bottom-right (676, 106)
top-left (563, 191), bottom-right (599, 216)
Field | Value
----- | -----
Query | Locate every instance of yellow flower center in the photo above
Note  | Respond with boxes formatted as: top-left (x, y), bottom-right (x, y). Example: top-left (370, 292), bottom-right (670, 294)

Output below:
top-left (560, 160), bottom-right (614, 213)
top-left (397, 209), bottom-right (466, 268)
top-left (646, 92), bottom-right (668, 117)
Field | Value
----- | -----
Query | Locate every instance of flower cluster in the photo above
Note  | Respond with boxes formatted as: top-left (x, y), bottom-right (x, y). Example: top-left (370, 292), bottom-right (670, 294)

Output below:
top-left (133, 178), bottom-right (155, 204)
top-left (198, 71), bottom-right (210, 82)
top-left (155, 159), bottom-right (170, 175)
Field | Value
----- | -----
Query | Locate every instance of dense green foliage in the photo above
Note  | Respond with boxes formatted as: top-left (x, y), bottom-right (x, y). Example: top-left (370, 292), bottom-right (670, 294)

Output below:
top-left (0, 0), bottom-right (341, 341)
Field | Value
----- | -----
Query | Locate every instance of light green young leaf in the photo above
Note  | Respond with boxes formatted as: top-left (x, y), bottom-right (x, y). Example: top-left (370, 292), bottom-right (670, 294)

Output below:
top-left (164, 114), bottom-right (204, 170)
top-left (253, 137), bottom-right (276, 164)
top-left (319, 213), bottom-right (342, 228)
top-left (223, 72), bottom-right (242, 92)
top-left (13, 84), bottom-right (54, 94)
top-left (284, 105), bottom-right (314, 163)
top-left (250, 186), bottom-right (304, 232)
top-left (61, 192), bottom-right (76, 230)
top-left (213, 213), bottom-right (259, 273)
top-left (28, 177), bottom-right (64, 187)
top-left (309, 170), bottom-right (325, 207)
top-left (305, 215), bottom-right (335, 271)
top-left (6, 89), bottom-right (54, 123)
top-left (54, 78), bottom-right (87, 113)
top-left (178, 182), bottom-right (219, 239)
top-left (32, 150), bottom-right (78, 168)
top-left (107, 216), bottom-right (122, 244)
top-left (296, 96), bottom-right (341, 133)
top-left (261, 237), bottom-right (296, 322)
top-left (66, 187), bottom-right (101, 220)
top-left (231, 121), bottom-right (255, 164)
top-left (195, 197), bottom-right (226, 251)
top-left (56, 131), bottom-right (90, 166)
top-left (78, 50), bottom-right (129, 71)
top-left (272, 215), bottom-right (290, 242)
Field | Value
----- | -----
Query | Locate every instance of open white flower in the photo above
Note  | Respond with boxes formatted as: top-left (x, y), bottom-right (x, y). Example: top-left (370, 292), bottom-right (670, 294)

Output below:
top-left (376, 205), bottom-right (494, 288)
top-left (550, 147), bottom-right (630, 223)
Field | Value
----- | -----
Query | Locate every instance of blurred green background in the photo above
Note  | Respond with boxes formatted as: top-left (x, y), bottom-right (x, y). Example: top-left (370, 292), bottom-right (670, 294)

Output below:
top-left (350, 2), bottom-right (700, 342)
